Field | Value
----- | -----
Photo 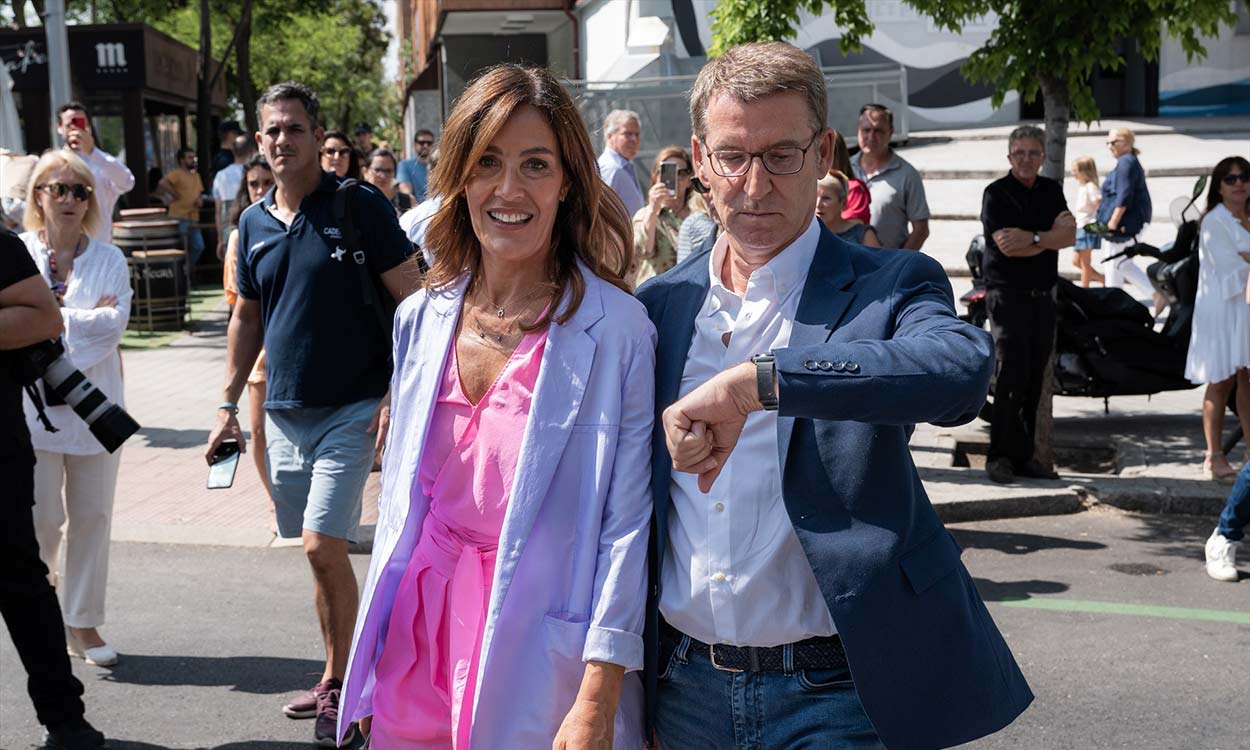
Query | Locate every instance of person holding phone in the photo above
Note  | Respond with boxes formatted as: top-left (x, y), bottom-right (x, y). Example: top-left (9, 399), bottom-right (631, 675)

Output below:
top-left (20, 149), bottom-right (132, 667)
top-left (56, 102), bottom-right (135, 242)
top-left (631, 146), bottom-right (695, 285)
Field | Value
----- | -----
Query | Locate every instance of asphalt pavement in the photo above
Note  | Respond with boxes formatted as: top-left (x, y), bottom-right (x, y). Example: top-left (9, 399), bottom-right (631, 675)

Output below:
top-left (3, 511), bottom-right (1246, 750)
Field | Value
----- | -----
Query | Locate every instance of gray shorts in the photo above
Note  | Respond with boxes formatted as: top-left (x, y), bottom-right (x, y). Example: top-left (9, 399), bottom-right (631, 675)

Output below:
top-left (264, 398), bottom-right (378, 542)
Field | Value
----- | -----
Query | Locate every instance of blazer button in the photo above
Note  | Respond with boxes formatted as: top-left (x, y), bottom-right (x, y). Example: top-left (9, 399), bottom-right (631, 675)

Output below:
top-left (818, 360), bottom-right (834, 372)
top-left (832, 360), bottom-right (846, 372)
top-left (804, 359), bottom-right (818, 371)
top-left (846, 362), bottom-right (861, 373)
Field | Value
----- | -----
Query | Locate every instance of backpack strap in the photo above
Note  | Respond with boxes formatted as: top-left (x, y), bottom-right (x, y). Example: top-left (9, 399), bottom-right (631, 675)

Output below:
top-left (333, 179), bottom-right (392, 337)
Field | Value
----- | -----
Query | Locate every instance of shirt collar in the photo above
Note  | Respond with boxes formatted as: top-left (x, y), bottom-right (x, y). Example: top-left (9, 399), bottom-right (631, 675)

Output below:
top-left (601, 148), bottom-right (630, 168)
top-left (706, 215), bottom-right (820, 303)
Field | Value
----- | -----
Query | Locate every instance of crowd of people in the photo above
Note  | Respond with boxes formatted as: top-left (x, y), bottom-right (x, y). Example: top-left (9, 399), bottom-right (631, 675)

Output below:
top-left (0, 37), bottom-right (1246, 750)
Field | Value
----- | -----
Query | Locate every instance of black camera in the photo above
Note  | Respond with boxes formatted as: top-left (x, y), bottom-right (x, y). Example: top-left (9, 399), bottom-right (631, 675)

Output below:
top-left (13, 339), bottom-right (140, 453)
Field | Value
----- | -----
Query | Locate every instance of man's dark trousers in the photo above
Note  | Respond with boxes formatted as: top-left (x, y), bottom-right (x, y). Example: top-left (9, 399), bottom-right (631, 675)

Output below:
top-left (986, 286), bottom-right (1056, 468)
top-left (0, 451), bottom-right (87, 728)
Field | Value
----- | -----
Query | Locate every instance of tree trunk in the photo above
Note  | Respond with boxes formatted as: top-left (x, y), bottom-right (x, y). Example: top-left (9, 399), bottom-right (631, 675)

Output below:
top-left (197, 0), bottom-right (212, 183)
top-left (1033, 73), bottom-right (1072, 471)
top-left (13, 0), bottom-right (26, 27)
top-left (31, 0), bottom-right (45, 20)
top-left (236, 0), bottom-right (257, 134)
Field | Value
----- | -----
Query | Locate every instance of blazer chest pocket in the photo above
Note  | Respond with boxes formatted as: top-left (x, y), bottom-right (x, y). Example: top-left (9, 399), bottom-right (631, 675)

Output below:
top-left (899, 530), bottom-right (962, 594)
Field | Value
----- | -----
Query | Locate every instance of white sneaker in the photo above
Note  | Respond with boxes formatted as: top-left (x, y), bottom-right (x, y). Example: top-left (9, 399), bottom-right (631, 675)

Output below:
top-left (1205, 531), bottom-right (1239, 582)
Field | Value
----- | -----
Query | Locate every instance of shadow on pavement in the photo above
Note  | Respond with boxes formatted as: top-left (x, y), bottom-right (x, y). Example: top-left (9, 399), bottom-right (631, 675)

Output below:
top-left (99, 654), bottom-right (322, 694)
top-left (136, 427), bottom-right (212, 449)
top-left (972, 576), bottom-right (1069, 602)
top-left (952, 528), bottom-right (1105, 555)
top-left (1124, 511), bottom-right (1216, 563)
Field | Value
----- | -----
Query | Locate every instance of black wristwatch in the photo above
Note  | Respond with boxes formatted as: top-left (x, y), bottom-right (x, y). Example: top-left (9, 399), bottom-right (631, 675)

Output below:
top-left (751, 353), bottom-right (779, 411)
top-left (1031, 232), bottom-right (1041, 246)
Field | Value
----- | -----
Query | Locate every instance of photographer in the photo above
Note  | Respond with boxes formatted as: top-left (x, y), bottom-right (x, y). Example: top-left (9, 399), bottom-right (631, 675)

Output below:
top-left (1, 227), bottom-right (107, 749)
top-left (21, 149), bottom-right (132, 666)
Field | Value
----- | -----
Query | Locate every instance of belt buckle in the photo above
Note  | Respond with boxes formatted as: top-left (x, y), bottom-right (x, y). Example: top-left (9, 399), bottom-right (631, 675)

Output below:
top-left (709, 644), bottom-right (743, 673)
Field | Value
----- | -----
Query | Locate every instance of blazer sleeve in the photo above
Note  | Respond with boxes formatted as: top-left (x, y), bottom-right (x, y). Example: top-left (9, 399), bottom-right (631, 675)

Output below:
top-left (772, 252), bottom-right (994, 427)
top-left (583, 326), bottom-right (656, 672)
top-left (62, 248), bottom-right (132, 372)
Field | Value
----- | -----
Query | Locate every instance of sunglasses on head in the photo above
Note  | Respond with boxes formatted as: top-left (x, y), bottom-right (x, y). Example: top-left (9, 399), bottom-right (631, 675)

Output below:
top-left (36, 182), bottom-right (93, 201)
top-left (1221, 173), bottom-right (1250, 185)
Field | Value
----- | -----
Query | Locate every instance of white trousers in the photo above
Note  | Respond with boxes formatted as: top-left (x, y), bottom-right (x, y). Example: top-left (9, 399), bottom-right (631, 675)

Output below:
top-left (1098, 237), bottom-right (1154, 296)
top-left (32, 449), bottom-right (122, 628)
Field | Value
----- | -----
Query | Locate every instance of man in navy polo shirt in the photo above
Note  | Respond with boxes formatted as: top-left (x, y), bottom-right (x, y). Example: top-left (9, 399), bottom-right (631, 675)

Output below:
top-left (204, 81), bottom-right (418, 746)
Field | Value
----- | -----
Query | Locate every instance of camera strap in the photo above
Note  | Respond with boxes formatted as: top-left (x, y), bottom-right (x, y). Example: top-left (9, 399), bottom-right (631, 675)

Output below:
top-left (23, 383), bottom-right (59, 434)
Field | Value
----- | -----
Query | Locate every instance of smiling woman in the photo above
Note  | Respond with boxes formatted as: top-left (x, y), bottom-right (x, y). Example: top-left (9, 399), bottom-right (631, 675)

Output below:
top-left (339, 64), bottom-right (656, 750)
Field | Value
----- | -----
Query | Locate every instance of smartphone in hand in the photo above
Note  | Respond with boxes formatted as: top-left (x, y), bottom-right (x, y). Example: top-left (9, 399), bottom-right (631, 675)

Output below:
top-left (660, 161), bottom-right (678, 198)
top-left (207, 439), bottom-right (241, 489)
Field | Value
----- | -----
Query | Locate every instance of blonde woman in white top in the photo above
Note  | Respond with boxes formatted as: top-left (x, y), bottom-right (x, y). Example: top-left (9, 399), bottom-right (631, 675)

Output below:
top-left (1070, 157), bottom-right (1105, 288)
top-left (1185, 156), bottom-right (1250, 481)
top-left (20, 149), bottom-right (131, 666)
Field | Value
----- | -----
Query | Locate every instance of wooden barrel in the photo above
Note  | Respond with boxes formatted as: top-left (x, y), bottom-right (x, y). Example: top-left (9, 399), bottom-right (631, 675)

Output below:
top-left (113, 219), bottom-right (182, 257)
top-left (127, 249), bottom-right (188, 331)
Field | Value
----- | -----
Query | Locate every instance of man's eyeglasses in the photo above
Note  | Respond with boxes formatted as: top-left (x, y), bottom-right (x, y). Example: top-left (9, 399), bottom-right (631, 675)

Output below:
top-left (322, 147), bottom-right (353, 158)
top-left (369, 168), bottom-right (395, 176)
top-left (1221, 173), bottom-right (1250, 185)
top-left (1009, 150), bottom-right (1043, 160)
top-left (36, 182), bottom-right (93, 202)
top-left (704, 132), bottom-right (821, 177)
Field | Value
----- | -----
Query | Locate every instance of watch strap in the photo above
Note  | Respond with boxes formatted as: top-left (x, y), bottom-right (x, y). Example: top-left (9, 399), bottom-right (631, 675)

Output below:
top-left (752, 353), bottom-right (779, 411)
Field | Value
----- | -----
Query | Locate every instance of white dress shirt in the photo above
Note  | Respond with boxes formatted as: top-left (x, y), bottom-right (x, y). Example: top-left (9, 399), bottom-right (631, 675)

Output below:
top-left (80, 148), bottom-right (136, 242)
top-left (660, 216), bottom-right (837, 647)
top-left (21, 233), bottom-right (132, 455)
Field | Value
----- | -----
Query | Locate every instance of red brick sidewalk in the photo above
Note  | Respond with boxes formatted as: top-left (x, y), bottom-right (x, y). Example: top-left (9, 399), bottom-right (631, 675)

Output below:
top-left (113, 306), bottom-right (378, 547)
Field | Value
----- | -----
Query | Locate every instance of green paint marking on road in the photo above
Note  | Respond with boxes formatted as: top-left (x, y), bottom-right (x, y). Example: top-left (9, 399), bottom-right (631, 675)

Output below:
top-left (1000, 598), bottom-right (1250, 624)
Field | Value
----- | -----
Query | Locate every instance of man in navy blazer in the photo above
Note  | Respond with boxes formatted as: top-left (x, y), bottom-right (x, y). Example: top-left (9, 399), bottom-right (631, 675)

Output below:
top-left (636, 42), bottom-right (1033, 750)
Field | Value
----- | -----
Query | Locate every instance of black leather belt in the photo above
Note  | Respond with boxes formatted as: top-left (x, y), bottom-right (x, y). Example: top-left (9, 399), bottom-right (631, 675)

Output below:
top-left (661, 622), bottom-right (847, 673)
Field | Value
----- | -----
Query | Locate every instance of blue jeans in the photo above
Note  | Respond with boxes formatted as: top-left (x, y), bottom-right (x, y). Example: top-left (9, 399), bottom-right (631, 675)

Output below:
top-left (655, 631), bottom-right (884, 750)
top-left (177, 218), bottom-right (205, 267)
top-left (1216, 462), bottom-right (1250, 541)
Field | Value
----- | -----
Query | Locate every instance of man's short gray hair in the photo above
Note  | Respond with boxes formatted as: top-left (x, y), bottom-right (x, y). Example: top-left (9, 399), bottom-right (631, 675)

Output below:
top-left (690, 42), bottom-right (826, 143)
top-left (603, 109), bottom-right (640, 138)
top-left (1008, 125), bottom-right (1045, 149)
top-left (256, 81), bottom-right (321, 129)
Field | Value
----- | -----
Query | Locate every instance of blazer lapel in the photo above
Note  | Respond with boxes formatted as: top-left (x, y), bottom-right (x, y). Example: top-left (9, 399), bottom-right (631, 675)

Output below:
top-left (778, 228), bottom-right (857, 472)
top-left (488, 271), bottom-right (604, 610)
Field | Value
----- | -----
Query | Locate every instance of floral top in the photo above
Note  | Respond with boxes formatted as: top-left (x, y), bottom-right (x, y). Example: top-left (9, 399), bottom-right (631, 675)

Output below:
top-left (631, 205), bottom-right (682, 286)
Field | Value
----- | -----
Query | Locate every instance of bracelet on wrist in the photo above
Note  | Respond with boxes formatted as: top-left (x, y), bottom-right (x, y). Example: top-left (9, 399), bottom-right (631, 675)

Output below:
top-left (218, 402), bottom-right (239, 415)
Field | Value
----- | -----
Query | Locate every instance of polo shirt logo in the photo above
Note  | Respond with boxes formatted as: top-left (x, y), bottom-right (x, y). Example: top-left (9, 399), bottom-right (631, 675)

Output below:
top-left (331, 246), bottom-right (347, 262)
top-left (323, 226), bottom-right (343, 239)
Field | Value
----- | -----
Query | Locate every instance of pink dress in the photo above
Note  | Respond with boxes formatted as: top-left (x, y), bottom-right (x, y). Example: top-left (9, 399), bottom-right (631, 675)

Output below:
top-left (370, 327), bottom-right (548, 749)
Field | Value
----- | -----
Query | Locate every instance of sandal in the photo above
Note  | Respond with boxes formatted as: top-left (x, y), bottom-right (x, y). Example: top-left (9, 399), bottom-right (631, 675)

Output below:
top-left (1203, 453), bottom-right (1238, 482)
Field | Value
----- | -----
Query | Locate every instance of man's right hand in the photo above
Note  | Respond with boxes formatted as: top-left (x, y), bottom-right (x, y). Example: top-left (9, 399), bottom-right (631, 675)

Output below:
top-left (205, 408), bottom-right (247, 464)
top-left (65, 125), bottom-right (95, 154)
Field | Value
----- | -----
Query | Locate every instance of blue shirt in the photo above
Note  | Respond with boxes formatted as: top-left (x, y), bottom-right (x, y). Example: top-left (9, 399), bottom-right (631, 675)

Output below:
top-left (1096, 153), bottom-right (1152, 237)
top-left (396, 158), bottom-right (428, 202)
top-left (236, 172), bottom-right (411, 409)
top-left (598, 148), bottom-right (645, 218)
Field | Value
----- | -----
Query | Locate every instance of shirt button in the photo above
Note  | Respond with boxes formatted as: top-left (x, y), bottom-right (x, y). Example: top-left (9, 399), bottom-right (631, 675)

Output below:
top-left (711, 572), bottom-right (727, 584)
top-left (714, 502), bottom-right (725, 512)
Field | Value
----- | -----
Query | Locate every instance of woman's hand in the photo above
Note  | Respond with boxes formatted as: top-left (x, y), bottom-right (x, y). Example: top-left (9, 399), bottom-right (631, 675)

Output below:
top-left (647, 183), bottom-right (671, 216)
top-left (95, 294), bottom-right (118, 308)
top-left (553, 697), bottom-right (616, 750)
top-left (553, 661), bottom-right (624, 750)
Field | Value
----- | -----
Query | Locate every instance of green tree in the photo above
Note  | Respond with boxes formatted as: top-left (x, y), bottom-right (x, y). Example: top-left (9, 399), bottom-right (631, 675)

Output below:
top-left (708, 0), bottom-right (871, 57)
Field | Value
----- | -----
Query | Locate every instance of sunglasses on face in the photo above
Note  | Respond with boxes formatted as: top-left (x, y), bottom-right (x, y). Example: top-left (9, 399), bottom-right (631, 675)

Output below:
top-left (416, 140), bottom-right (434, 146)
top-left (322, 147), bottom-right (353, 158)
top-left (36, 182), bottom-right (93, 201)
top-left (1221, 173), bottom-right (1250, 185)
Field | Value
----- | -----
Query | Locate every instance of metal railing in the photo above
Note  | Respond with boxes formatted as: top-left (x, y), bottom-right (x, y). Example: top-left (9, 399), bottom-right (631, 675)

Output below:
top-left (565, 63), bottom-right (910, 169)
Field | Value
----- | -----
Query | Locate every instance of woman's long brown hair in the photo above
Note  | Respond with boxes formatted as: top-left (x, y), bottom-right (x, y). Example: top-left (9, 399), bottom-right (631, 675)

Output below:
top-left (422, 64), bottom-right (633, 327)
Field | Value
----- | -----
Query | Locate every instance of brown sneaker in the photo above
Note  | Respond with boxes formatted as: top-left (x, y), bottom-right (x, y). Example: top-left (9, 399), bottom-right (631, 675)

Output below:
top-left (315, 678), bottom-right (359, 747)
top-left (282, 682), bottom-right (322, 719)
